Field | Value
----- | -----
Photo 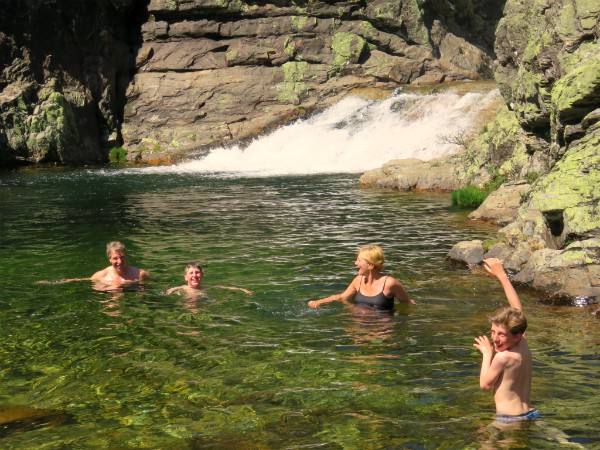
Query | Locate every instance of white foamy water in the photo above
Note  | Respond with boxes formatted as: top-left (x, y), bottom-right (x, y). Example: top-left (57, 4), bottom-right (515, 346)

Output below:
top-left (138, 88), bottom-right (500, 177)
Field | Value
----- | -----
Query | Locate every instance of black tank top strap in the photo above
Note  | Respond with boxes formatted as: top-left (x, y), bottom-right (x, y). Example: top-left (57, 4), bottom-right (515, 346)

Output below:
top-left (381, 275), bottom-right (389, 292)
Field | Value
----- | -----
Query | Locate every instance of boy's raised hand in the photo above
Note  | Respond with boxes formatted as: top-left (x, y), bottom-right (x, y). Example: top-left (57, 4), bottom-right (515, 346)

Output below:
top-left (482, 258), bottom-right (507, 279)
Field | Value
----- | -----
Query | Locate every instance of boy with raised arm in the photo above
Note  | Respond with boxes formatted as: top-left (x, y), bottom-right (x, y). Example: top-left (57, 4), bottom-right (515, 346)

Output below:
top-left (473, 258), bottom-right (539, 423)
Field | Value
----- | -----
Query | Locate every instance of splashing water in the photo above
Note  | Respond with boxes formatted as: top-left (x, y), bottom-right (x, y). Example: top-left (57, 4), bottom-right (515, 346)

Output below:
top-left (138, 88), bottom-right (501, 177)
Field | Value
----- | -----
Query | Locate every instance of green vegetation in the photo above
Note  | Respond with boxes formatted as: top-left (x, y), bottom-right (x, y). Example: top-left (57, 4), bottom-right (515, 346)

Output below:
top-left (108, 146), bottom-right (127, 163)
top-left (484, 173), bottom-right (508, 191)
top-left (451, 185), bottom-right (489, 208)
top-left (483, 239), bottom-right (498, 252)
top-left (525, 172), bottom-right (539, 184)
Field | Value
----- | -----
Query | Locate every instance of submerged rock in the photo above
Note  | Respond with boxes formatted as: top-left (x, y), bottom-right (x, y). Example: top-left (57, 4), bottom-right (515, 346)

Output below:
top-left (0, 405), bottom-right (69, 436)
top-left (448, 240), bottom-right (485, 266)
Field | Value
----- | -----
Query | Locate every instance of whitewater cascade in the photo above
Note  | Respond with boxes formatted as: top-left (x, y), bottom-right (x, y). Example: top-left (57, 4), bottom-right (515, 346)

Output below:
top-left (141, 88), bottom-right (500, 177)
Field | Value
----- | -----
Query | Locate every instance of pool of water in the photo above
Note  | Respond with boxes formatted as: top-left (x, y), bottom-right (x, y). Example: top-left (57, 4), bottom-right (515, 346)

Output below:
top-left (0, 168), bottom-right (598, 448)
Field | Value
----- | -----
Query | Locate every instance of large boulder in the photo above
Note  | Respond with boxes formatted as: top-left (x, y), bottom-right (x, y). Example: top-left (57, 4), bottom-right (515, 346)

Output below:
top-left (468, 181), bottom-right (530, 225)
top-left (359, 157), bottom-right (462, 191)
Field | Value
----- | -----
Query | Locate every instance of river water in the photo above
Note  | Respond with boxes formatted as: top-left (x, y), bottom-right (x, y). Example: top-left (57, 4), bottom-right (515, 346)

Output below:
top-left (0, 89), bottom-right (598, 448)
top-left (1, 169), bottom-right (598, 448)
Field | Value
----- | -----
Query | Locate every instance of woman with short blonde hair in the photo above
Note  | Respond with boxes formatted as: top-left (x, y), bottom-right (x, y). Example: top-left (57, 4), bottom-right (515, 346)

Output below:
top-left (308, 244), bottom-right (414, 310)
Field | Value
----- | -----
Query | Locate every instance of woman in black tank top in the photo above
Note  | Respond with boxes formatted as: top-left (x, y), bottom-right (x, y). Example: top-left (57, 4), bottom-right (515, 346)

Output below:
top-left (308, 244), bottom-right (415, 310)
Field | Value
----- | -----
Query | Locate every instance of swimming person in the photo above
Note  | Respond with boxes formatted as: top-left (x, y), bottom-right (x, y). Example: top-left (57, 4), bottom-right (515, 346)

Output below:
top-left (37, 241), bottom-right (148, 288)
top-left (307, 244), bottom-right (414, 310)
top-left (473, 258), bottom-right (538, 424)
top-left (91, 241), bottom-right (149, 287)
top-left (166, 262), bottom-right (253, 296)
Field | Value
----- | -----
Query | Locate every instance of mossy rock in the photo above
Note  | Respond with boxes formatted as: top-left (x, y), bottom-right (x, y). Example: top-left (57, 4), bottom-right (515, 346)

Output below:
top-left (551, 58), bottom-right (600, 125)
top-left (331, 32), bottom-right (367, 68)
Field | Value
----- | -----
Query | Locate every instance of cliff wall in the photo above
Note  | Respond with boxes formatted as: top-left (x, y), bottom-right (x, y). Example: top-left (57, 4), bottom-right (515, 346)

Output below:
top-left (486, 0), bottom-right (600, 303)
top-left (0, 0), bottom-right (145, 165)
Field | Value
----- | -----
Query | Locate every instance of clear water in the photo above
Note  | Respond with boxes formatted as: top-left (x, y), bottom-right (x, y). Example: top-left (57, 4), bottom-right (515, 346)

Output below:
top-left (0, 168), bottom-right (597, 448)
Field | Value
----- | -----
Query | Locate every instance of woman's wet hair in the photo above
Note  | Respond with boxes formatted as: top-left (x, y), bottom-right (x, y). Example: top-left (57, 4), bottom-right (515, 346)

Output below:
top-left (490, 306), bottom-right (527, 335)
top-left (358, 244), bottom-right (385, 271)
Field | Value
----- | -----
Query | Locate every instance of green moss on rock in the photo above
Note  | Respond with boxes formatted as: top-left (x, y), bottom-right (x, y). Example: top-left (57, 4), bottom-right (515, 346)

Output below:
top-left (278, 61), bottom-right (310, 102)
top-left (530, 129), bottom-right (600, 235)
top-left (331, 32), bottom-right (367, 69)
top-left (551, 58), bottom-right (600, 123)
top-left (26, 91), bottom-right (80, 160)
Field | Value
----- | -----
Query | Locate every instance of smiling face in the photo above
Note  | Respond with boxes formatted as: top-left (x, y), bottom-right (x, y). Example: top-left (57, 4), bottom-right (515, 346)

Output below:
top-left (184, 266), bottom-right (204, 289)
top-left (354, 252), bottom-right (373, 276)
top-left (108, 250), bottom-right (127, 274)
top-left (490, 323), bottom-right (522, 352)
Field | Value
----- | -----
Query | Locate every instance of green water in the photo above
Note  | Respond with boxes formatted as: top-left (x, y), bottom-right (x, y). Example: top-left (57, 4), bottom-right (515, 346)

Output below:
top-left (0, 168), bottom-right (598, 449)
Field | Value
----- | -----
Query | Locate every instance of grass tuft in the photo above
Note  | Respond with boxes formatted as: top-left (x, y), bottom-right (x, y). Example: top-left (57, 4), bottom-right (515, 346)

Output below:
top-left (109, 146), bottom-right (127, 163)
top-left (451, 185), bottom-right (489, 208)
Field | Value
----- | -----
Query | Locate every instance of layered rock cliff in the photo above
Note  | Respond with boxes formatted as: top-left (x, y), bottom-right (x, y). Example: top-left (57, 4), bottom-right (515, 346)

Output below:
top-left (0, 0), bottom-right (499, 166)
top-left (123, 0), bottom-right (498, 162)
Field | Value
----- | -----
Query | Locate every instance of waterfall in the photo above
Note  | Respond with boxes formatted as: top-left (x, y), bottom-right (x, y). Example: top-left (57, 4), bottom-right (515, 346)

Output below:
top-left (139, 88), bottom-right (500, 177)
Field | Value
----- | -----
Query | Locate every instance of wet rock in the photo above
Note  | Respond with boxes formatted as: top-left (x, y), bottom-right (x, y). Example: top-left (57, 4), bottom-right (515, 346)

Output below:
top-left (468, 181), bottom-right (530, 225)
top-left (448, 240), bottom-right (484, 266)
top-left (359, 157), bottom-right (462, 191)
top-left (513, 240), bottom-right (600, 301)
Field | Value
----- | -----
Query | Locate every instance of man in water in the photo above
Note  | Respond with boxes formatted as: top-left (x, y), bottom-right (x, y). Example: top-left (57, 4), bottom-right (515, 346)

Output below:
top-left (37, 241), bottom-right (148, 288)
top-left (166, 262), bottom-right (252, 296)
top-left (91, 241), bottom-right (149, 288)
top-left (473, 258), bottom-right (538, 423)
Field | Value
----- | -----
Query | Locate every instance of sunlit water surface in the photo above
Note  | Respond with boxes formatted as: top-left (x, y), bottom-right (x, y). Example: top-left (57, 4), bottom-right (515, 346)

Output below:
top-left (0, 169), bottom-right (598, 449)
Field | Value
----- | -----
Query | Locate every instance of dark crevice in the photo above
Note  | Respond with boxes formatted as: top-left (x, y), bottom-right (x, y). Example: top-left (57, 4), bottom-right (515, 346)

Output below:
top-left (544, 210), bottom-right (565, 237)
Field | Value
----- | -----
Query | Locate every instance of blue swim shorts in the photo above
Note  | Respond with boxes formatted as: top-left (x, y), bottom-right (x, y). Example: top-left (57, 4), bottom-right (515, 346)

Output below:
top-left (495, 409), bottom-right (541, 423)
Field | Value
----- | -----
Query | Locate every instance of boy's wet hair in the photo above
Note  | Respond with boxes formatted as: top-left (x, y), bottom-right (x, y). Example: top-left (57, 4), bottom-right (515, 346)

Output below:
top-left (106, 241), bottom-right (126, 258)
top-left (184, 262), bottom-right (203, 275)
top-left (490, 306), bottom-right (527, 335)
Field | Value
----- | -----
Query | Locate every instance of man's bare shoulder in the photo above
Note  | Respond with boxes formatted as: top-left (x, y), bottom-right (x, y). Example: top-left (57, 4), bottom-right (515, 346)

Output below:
top-left (91, 267), bottom-right (111, 280)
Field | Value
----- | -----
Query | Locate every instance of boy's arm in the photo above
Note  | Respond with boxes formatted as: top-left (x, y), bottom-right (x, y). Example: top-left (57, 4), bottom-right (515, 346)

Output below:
top-left (209, 286), bottom-right (253, 295)
top-left (482, 258), bottom-right (523, 311)
top-left (473, 335), bottom-right (507, 390)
